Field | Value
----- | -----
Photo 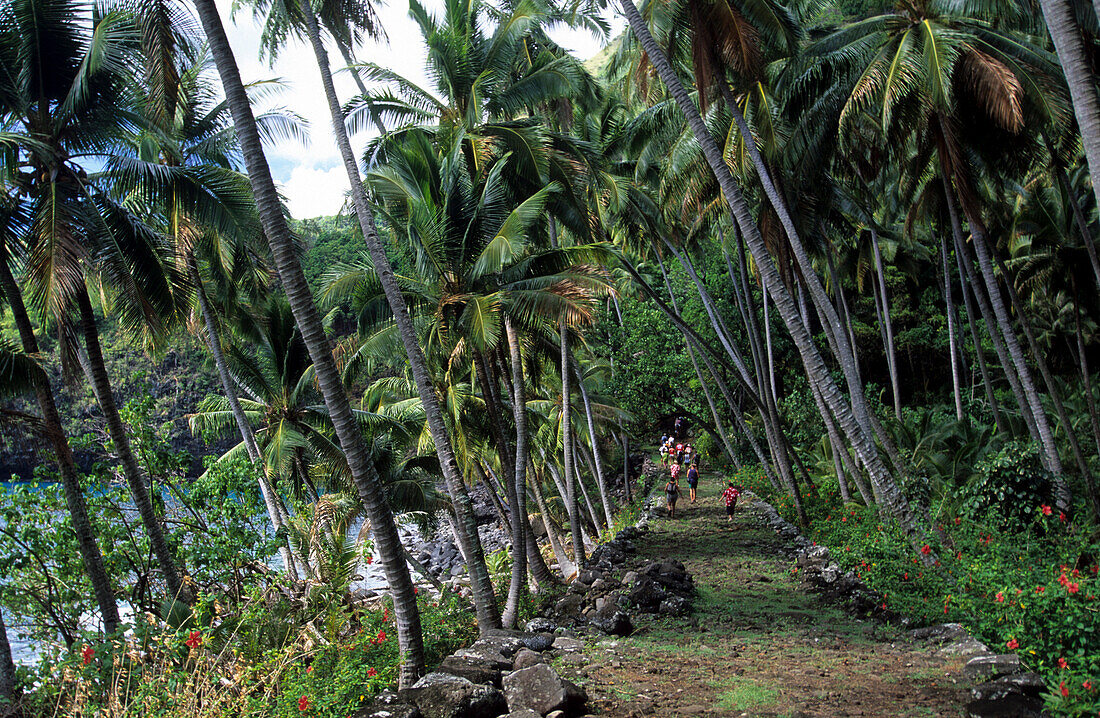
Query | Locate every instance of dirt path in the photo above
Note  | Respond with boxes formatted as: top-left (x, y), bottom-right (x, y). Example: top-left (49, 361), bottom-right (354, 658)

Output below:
top-left (557, 474), bottom-right (971, 717)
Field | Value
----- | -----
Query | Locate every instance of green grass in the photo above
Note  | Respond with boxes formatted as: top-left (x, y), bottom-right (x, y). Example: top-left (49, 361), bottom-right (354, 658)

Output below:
top-left (710, 676), bottom-right (781, 711)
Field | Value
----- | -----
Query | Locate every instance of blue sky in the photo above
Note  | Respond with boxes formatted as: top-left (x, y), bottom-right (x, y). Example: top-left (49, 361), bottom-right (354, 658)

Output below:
top-left (216, 0), bottom-right (621, 219)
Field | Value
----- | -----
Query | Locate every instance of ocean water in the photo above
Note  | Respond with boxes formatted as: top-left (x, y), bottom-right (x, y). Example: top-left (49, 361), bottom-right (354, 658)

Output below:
top-left (0, 481), bottom-right (415, 666)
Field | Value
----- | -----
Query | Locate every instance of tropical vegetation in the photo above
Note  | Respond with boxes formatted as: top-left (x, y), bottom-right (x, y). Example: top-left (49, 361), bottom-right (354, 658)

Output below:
top-left (1, 0), bottom-right (1100, 712)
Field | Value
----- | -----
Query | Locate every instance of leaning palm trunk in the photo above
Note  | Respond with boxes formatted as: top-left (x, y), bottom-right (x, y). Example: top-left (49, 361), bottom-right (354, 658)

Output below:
top-left (1037, 0), bottom-right (1100, 219)
top-left (530, 456), bottom-right (575, 578)
top-left (76, 286), bottom-right (187, 602)
top-left (559, 325), bottom-right (585, 565)
top-left (193, 0), bottom-right (428, 684)
top-left (620, 0), bottom-right (927, 554)
top-left (0, 608), bottom-right (15, 704)
top-left (939, 236), bottom-right (964, 422)
top-left (292, 0), bottom-right (500, 633)
top-left (188, 255), bottom-right (299, 579)
top-left (871, 230), bottom-right (901, 420)
top-left (572, 360), bottom-right (614, 527)
top-left (502, 318), bottom-right (529, 626)
top-left (0, 259), bottom-right (120, 632)
top-left (719, 83), bottom-right (899, 472)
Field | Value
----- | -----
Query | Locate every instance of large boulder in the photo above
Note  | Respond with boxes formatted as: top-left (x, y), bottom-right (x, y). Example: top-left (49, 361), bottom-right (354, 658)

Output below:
top-left (502, 664), bottom-right (587, 716)
top-left (512, 648), bottom-right (545, 670)
top-left (351, 690), bottom-right (421, 718)
top-left (438, 655), bottom-right (505, 687)
top-left (403, 673), bottom-right (507, 718)
top-left (628, 578), bottom-right (667, 611)
top-left (964, 654), bottom-right (1023, 680)
top-left (524, 618), bottom-right (557, 634)
top-left (485, 628), bottom-right (555, 653)
top-left (588, 606), bottom-right (632, 637)
top-left (452, 644), bottom-right (512, 671)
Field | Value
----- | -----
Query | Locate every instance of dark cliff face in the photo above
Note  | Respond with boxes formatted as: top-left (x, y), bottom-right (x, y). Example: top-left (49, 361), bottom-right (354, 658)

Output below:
top-left (0, 333), bottom-right (231, 482)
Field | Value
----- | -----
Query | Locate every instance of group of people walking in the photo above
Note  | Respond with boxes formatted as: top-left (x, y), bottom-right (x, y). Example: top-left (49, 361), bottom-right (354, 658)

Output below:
top-left (657, 417), bottom-right (740, 522)
top-left (659, 425), bottom-right (699, 518)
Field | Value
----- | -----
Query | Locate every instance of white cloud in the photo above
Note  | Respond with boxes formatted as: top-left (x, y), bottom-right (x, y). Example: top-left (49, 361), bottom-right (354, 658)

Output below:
top-left (214, 0), bottom-right (622, 220)
top-left (281, 163), bottom-right (354, 219)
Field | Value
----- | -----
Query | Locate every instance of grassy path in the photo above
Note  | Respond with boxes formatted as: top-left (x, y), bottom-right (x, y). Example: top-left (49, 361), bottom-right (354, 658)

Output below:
top-left (559, 471), bottom-right (970, 717)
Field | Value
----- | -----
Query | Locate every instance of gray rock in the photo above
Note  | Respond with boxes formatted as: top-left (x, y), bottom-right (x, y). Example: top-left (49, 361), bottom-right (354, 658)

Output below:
top-left (402, 673), bottom-right (507, 718)
top-left (588, 608), bottom-right (632, 636)
top-left (502, 710), bottom-right (541, 718)
top-left (659, 596), bottom-right (690, 617)
top-left (452, 645), bottom-right (512, 671)
top-left (438, 655), bottom-right (504, 687)
top-left (964, 654), bottom-right (1023, 680)
top-left (578, 569), bottom-right (602, 585)
top-left (484, 628), bottom-right (555, 653)
top-left (622, 571), bottom-right (640, 586)
top-left (524, 618), bottom-right (557, 634)
top-left (628, 578), bottom-right (667, 610)
top-left (512, 648), bottom-right (544, 670)
top-left (939, 637), bottom-right (991, 657)
top-left (352, 690), bottom-right (422, 718)
top-left (909, 623), bottom-right (968, 644)
top-left (970, 673), bottom-right (1046, 701)
top-left (552, 636), bottom-right (585, 652)
top-left (502, 664), bottom-right (587, 716)
top-left (555, 594), bottom-right (585, 618)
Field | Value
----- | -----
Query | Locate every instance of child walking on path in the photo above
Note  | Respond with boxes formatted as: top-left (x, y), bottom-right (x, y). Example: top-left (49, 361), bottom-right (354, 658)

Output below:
top-left (722, 482), bottom-right (740, 523)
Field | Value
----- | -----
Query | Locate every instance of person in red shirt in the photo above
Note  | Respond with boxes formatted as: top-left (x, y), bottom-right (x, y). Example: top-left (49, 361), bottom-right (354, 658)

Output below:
top-left (722, 482), bottom-right (741, 522)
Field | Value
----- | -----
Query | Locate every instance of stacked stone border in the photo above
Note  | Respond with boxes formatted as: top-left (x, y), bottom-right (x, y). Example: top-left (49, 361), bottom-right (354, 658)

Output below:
top-left (751, 492), bottom-right (1050, 718)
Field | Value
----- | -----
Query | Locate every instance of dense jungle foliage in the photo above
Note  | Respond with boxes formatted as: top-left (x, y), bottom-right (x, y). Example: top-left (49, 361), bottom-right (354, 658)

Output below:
top-left (2, 0), bottom-right (1100, 713)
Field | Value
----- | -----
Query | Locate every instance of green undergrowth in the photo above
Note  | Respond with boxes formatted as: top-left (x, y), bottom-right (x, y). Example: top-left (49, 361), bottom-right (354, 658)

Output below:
top-left (737, 465), bottom-right (1100, 716)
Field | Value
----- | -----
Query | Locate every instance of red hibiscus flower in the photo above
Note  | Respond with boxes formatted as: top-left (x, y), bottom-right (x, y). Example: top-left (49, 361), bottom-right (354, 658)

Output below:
top-left (1041, 505), bottom-right (1052, 516)
top-left (995, 592), bottom-right (1005, 603)
top-left (367, 667), bottom-right (378, 677)
top-left (1059, 658), bottom-right (1069, 669)
top-left (1068, 582), bottom-right (1081, 594)
top-left (365, 555), bottom-right (373, 565)
top-left (185, 630), bottom-right (202, 649)
top-left (81, 645), bottom-right (95, 665)
top-left (1036, 586), bottom-right (1045, 594)
top-left (376, 630), bottom-right (386, 644)
top-left (299, 695), bottom-right (311, 712)
top-left (1085, 681), bottom-right (1093, 690)
top-left (921, 544), bottom-right (932, 556)
top-left (1061, 682), bottom-right (1069, 698)
top-left (1006, 638), bottom-right (1018, 649)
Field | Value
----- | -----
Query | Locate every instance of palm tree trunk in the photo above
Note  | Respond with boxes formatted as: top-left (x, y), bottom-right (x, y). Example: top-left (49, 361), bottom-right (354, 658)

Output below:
top-left (1036, 0), bottom-right (1100, 219)
top-left (939, 236), bottom-right (964, 422)
top-left (620, 0), bottom-right (927, 554)
top-left (1073, 293), bottom-right (1100, 459)
top-left (188, 255), bottom-right (298, 578)
top-left (572, 359), bottom-right (615, 527)
top-left (294, 0), bottom-right (499, 634)
top-left (530, 457), bottom-right (575, 578)
top-left (559, 325), bottom-right (585, 565)
top-left (986, 247), bottom-right (1096, 517)
top-left (685, 342), bottom-right (740, 467)
top-left (0, 255), bottom-right (120, 632)
top-left (478, 468), bottom-right (512, 536)
top-left (76, 286), bottom-right (187, 603)
top-left (948, 175), bottom-right (1065, 490)
top-left (502, 318), bottom-right (529, 625)
top-left (871, 230), bottom-right (901, 420)
top-left (948, 208), bottom-right (1003, 430)
top-left (0, 607), bottom-right (16, 707)
top-left (620, 425), bottom-right (632, 504)
top-left (573, 446), bottom-right (604, 532)
top-left (193, 0), bottom-right (428, 684)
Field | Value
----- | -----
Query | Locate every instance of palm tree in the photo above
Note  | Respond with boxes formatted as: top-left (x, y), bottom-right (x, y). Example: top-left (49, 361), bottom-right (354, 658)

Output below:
top-left (0, 203), bottom-right (121, 632)
top-left (800, 0), bottom-right (1073, 505)
top-left (616, 0), bottom-right (930, 554)
top-left (191, 0), bottom-right (426, 685)
top-left (1, 0), bottom-right (192, 601)
top-left (269, 0), bottom-right (504, 632)
top-left (1037, 0), bottom-right (1100, 219)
